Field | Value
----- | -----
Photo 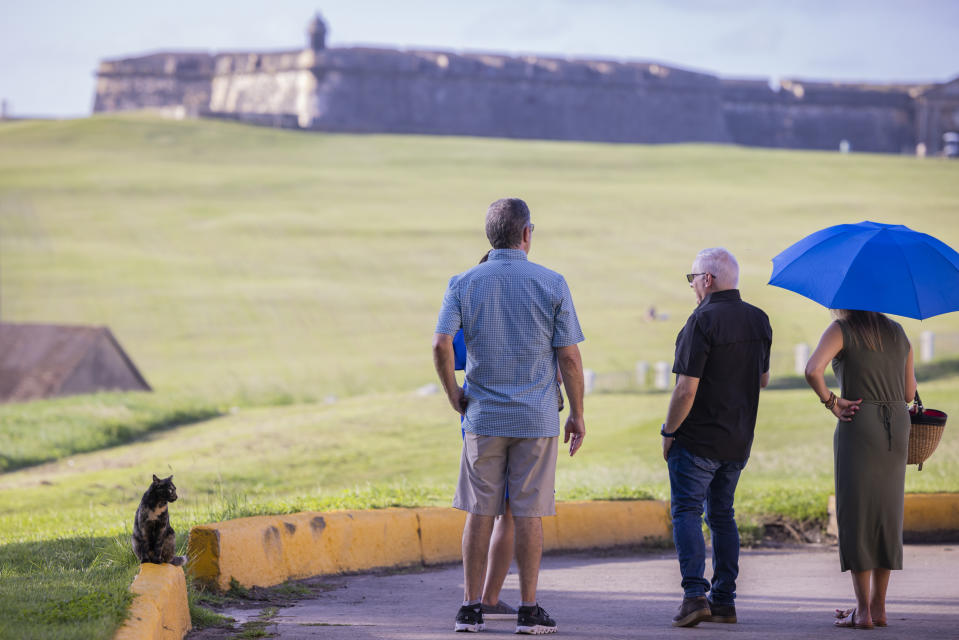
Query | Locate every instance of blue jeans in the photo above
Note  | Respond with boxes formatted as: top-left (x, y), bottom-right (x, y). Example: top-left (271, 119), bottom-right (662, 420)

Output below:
top-left (667, 443), bottom-right (745, 604)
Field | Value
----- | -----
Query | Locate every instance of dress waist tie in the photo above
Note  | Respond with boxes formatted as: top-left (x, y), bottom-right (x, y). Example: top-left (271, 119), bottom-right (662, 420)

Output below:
top-left (859, 399), bottom-right (906, 452)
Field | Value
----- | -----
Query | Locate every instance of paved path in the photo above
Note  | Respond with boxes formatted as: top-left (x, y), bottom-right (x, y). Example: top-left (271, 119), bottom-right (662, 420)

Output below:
top-left (221, 545), bottom-right (959, 639)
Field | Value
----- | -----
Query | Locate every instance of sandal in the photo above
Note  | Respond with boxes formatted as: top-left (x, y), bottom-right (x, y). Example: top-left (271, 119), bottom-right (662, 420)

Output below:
top-left (834, 607), bottom-right (874, 630)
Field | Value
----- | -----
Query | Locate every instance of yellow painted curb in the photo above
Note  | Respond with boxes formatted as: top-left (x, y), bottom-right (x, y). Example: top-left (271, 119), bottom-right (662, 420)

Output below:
top-left (187, 500), bottom-right (671, 590)
top-left (828, 493), bottom-right (959, 541)
top-left (188, 508), bottom-right (421, 590)
top-left (415, 507), bottom-right (466, 565)
top-left (903, 493), bottom-right (959, 535)
top-left (114, 563), bottom-right (191, 640)
top-left (552, 500), bottom-right (672, 550)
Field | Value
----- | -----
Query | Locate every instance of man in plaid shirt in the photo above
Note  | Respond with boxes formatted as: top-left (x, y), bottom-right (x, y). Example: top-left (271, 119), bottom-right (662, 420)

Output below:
top-left (433, 197), bottom-right (586, 634)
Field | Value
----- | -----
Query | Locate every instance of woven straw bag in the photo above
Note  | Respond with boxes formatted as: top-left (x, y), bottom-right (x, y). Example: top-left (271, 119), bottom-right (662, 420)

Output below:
top-left (908, 392), bottom-right (947, 470)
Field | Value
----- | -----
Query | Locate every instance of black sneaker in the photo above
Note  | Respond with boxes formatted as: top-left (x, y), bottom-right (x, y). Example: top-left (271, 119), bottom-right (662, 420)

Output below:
top-left (455, 603), bottom-right (485, 633)
top-left (516, 604), bottom-right (557, 635)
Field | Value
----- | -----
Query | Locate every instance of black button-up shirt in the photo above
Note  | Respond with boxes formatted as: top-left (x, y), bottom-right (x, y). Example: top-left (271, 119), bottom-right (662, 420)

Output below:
top-left (672, 289), bottom-right (772, 462)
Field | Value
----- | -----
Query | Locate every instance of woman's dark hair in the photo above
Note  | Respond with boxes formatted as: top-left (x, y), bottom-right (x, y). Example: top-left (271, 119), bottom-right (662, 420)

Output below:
top-left (832, 309), bottom-right (897, 351)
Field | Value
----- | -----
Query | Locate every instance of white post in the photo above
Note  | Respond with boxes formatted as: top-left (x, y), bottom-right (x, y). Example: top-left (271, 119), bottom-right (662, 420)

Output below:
top-left (654, 361), bottom-right (670, 390)
top-left (920, 331), bottom-right (934, 363)
top-left (583, 368), bottom-right (595, 395)
top-left (635, 361), bottom-right (649, 387)
top-left (794, 343), bottom-right (810, 376)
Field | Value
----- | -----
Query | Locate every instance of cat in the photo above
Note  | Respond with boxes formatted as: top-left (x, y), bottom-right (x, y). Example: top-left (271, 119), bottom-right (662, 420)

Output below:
top-left (131, 474), bottom-right (186, 566)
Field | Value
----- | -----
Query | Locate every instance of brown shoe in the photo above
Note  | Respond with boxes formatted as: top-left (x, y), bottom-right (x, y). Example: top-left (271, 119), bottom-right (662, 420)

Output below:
top-left (672, 596), bottom-right (711, 627)
top-left (706, 601), bottom-right (737, 623)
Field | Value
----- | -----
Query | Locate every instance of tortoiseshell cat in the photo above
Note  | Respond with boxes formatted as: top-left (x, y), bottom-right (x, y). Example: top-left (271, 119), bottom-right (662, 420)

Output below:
top-left (131, 474), bottom-right (185, 566)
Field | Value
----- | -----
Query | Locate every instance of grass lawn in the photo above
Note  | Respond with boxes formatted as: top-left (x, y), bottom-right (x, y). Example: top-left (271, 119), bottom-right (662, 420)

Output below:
top-left (1, 380), bottom-right (957, 639)
top-left (2, 115), bottom-right (959, 404)
top-left (1, 115), bottom-right (958, 638)
top-left (0, 392), bottom-right (221, 472)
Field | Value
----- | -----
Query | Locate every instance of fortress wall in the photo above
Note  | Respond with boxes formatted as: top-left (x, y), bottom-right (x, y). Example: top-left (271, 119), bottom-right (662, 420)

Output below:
top-left (209, 70), bottom-right (310, 117)
top-left (207, 51), bottom-right (316, 127)
top-left (305, 48), bottom-right (728, 143)
top-left (92, 39), bottom-right (954, 154)
top-left (314, 47), bottom-right (717, 87)
top-left (213, 50), bottom-right (306, 74)
top-left (722, 79), bottom-right (916, 153)
top-left (93, 53), bottom-right (213, 115)
top-left (916, 79), bottom-right (959, 154)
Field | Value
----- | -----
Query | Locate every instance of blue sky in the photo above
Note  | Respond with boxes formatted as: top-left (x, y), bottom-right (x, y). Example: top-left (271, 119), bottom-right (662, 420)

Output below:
top-left (2, 0), bottom-right (958, 117)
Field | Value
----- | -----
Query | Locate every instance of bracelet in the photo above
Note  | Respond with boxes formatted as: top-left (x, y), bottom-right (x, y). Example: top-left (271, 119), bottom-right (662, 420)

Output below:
top-left (823, 392), bottom-right (837, 410)
top-left (660, 423), bottom-right (676, 438)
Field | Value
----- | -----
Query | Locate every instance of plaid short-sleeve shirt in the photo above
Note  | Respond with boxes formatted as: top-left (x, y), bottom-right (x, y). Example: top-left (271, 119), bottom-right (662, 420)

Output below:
top-left (436, 248), bottom-right (584, 438)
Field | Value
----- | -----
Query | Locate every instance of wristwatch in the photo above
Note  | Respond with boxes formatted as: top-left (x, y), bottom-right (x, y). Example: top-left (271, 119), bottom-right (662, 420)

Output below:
top-left (660, 423), bottom-right (676, 438)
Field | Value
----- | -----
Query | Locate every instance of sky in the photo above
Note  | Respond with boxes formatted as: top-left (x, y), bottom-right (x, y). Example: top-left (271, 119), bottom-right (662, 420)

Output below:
top-left (2, 0), bottom-right (958, 117)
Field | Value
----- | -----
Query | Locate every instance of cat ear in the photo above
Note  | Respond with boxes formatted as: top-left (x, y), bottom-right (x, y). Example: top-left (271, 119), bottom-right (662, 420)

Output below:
top-left (153, 474), bottom-right (160, 483)
top-left (165, 475), bottom-right (174, 481)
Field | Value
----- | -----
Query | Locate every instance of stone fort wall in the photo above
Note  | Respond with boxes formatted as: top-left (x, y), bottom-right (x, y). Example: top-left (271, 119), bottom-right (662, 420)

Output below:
top-left (92, 17), bottom-right (958, 155)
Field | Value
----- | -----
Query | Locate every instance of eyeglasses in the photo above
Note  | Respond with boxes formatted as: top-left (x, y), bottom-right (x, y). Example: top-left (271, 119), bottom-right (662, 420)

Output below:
top-left (686, 273), bottom-right (710, 283)
top-left (529, 222), bottom-right (535, 232)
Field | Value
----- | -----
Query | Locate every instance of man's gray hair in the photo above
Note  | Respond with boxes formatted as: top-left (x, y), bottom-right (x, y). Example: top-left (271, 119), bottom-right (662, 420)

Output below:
top-left (486, 198), bottom-right (531, 249)
top-left (695, 247), bottom-right (739, 289)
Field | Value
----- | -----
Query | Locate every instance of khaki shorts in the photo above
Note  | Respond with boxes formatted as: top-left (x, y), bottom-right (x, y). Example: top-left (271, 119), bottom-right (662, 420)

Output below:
top-left (453, 433), bottom-right (558, 517)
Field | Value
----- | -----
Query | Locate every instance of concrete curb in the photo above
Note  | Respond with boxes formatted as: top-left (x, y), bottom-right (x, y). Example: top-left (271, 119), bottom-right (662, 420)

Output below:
top-left (113, 563), bottom-right (191, 640)
top-left (186, 500), bottom-right (672, 591)
top-left (828, 493), bottom-right (959, 542)
top-left (187, 508), bottom-right (423, 590)
top-left (124, 493), bottom-right (958, 640)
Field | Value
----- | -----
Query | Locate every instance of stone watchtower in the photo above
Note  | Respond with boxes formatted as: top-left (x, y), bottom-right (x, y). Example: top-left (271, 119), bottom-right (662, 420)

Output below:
top-left (308, 14), bottom-right (327, 51)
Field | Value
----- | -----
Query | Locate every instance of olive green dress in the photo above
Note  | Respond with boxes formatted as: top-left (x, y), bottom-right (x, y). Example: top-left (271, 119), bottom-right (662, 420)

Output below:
top-left (831, 319), bottom-right (910, 572)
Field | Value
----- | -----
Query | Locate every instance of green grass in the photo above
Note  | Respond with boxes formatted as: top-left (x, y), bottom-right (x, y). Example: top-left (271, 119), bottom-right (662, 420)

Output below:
top-left (1, 382), bottom-right (957, 638)
top-left (0, 392), bottom-right (221, 472)
top-left (0, 534), bottom-right (137, 640)
top-left (1, 115), bottom-right (958, 639)
top-left (2, 114), bottom-right (959, 404)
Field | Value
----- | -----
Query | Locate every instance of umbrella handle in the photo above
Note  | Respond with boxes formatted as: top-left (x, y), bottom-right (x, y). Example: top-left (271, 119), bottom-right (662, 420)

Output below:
top-left (913, 391), bottom-right (924, 415)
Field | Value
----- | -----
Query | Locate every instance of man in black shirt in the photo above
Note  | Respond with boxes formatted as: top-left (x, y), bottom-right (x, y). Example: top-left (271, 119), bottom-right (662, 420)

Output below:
top-left (661, 248), bottom-right (772, 627)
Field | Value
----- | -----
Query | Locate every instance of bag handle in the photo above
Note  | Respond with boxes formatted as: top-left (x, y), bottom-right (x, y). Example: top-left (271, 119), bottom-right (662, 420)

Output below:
top-left (913, 391), bottom-right (924, 415)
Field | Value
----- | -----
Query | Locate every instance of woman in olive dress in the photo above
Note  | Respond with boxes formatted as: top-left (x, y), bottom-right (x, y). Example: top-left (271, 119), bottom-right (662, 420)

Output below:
top-left (805, 309), bottom-right (916, 630)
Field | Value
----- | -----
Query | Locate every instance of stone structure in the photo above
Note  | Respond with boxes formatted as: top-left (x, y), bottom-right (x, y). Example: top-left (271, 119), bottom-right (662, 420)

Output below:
top-left (721, 78), bottom-right (920, 154)
top-left (916, 78), bottom-right (959, 154)
top-left (0, 323), bottom-right (151, 403)
top-left (93, 14), bottom-right (959, 155)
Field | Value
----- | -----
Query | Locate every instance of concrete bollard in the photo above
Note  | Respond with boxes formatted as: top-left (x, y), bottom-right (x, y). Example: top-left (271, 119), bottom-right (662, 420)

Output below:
top-left (583, 369), bottom-right (595, 395)
top-left (653, 361), bottom-right (670, 390)
top-left (635, 361), bottom-right (649, 388)
top-left (920, 331), bottom-right (934, 363)
top-left (794, 343), bottom-right (810, 376)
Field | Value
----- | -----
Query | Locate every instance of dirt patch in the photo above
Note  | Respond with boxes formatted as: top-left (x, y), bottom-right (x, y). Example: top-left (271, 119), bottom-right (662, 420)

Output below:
top-left (186, 576), bottom-right (345, 639)
top-left (760, 516), bottom-right (830, 545)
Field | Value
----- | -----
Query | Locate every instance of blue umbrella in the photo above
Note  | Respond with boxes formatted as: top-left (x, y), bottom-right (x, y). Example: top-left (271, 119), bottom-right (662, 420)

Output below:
top-left (769, 221), bottom-right (959, 320)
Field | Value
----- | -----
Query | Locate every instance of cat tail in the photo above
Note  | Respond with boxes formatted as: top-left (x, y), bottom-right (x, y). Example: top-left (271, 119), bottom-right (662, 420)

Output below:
top-left (171, 555), bottom-right (187, 566)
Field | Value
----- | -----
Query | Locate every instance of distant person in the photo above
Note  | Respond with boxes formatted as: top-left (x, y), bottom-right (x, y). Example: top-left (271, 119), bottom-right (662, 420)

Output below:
top-left (451, 251), bottom-right (516, 620)
top-left (433, 197), bottom-right (585, 634)
top-left (660, 248), bottom-right (771, 627)
top-left (804, 310), bottom-right (916, 629)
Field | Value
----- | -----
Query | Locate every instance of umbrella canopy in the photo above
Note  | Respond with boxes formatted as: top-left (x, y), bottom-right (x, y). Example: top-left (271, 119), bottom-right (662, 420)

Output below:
top-left (768, 221), bottom-right (959, 320)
